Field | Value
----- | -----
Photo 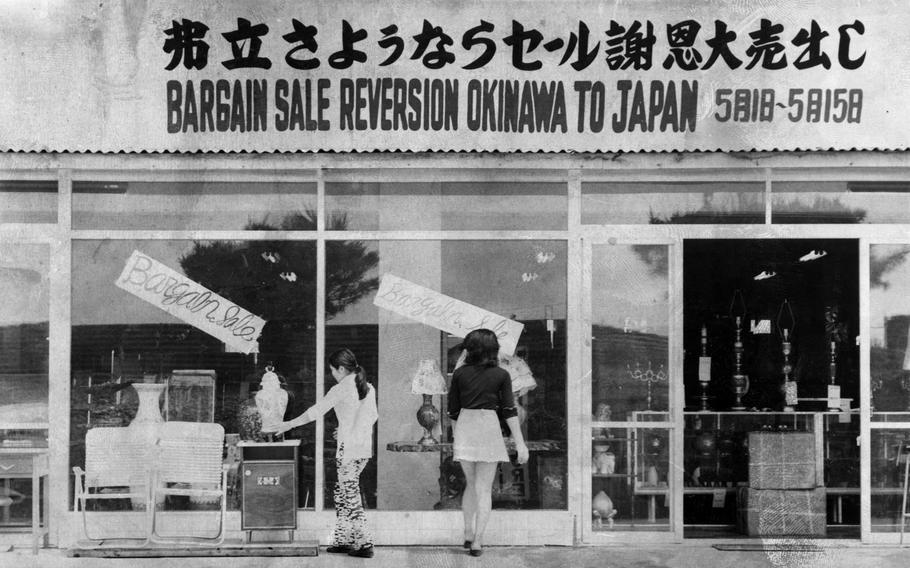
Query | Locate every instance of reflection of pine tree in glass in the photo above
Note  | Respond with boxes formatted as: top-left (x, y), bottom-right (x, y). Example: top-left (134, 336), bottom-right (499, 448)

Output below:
top-left (649, 195), bottom-right (866, 225)
top-left (179, 211), bottom-right (379, 325)
top-left (178, 209), bottom-right (379, 428)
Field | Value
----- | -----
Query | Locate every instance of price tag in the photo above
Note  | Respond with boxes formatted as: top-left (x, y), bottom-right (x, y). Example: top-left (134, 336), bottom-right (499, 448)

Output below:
top-left (712, 489), bottom-right (726, 508)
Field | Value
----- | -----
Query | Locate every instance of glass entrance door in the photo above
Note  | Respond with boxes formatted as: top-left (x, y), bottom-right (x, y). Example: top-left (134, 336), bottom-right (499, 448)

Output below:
top-left (867, 243), bottom-right (910, 543)
top-left (582, 240), bottom-right (681, 542)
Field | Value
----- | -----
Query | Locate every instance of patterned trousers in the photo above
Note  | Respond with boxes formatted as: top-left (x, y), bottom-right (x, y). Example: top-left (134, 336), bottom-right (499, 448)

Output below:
top-left (332, 455), bottom-right (371, 548)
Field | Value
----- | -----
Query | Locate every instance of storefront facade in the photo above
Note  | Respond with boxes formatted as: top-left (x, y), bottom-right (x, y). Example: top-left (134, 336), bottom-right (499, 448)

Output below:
top-left (1, 0), bottom-right (909, 553)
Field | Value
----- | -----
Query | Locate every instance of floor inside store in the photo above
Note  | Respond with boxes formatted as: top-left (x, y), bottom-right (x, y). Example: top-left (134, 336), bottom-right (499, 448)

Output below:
top-left (684, 525), bottom-right (861, 539)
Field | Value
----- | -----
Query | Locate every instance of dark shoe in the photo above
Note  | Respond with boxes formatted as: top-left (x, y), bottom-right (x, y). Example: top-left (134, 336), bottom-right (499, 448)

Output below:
top-left (463, 540), bottom-right (472, 549)
top-left (469, 546), bottom-right (483, 557)
top-left (348, 545), bottom-right (375, 558)
top-left (326, 545), bottom-right (353, 553)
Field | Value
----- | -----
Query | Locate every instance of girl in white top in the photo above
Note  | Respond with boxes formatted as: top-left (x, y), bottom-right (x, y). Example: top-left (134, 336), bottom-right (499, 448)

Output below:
top-left (277, 348), bottom-right (378, 558)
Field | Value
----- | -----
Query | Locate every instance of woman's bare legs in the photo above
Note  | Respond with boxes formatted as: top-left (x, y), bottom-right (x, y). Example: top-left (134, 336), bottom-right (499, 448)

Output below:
top-left (460, 460), bottom-right (477, 542)
top-left (471, 461), bottom-right (498, 551)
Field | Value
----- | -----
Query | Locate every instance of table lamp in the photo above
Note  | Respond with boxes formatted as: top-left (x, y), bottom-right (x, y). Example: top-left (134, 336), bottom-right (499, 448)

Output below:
top-left (499, 353), bottom-right (537, 425)
top-left (411, 359), bottom-right (448, 445)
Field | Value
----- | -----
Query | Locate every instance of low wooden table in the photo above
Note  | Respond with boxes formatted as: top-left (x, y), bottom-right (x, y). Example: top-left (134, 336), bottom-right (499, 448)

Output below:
top-left (387, 440), bottom-right (562, 453)
top-left (0, 447), bottom-right (49, 554)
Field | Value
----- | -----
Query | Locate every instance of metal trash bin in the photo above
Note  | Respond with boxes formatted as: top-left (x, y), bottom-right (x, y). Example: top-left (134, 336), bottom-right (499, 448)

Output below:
top-left (238, 440), bottom-right (300, 540)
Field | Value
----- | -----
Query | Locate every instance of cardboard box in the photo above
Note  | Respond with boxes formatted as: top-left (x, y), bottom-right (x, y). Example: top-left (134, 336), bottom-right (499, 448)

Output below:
top-left (748, 432), bottom-right (817, 489)
top-left (736, 487), bottom-right (827, 537)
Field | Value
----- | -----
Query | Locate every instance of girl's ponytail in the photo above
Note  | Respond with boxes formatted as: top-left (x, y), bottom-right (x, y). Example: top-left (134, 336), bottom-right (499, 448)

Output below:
top-left (354, 365), bottom-right (370, 400)
top-left (328, 348), bottom-right (371, 400)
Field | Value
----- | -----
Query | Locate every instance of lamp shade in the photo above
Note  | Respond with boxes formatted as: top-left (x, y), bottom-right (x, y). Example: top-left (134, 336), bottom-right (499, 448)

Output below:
top-left (499, 353), bottom-right (537, 396)
top-left (411, 359), bottom-right (448, 395)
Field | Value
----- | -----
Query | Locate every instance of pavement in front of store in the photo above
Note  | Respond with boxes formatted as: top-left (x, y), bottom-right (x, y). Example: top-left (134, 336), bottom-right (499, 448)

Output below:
top-left (3, 542), bottom-right (910, 568)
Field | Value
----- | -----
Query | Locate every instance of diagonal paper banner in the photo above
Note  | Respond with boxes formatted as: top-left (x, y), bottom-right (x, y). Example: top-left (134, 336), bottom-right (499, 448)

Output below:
top-left (372, 273), bottom-right (523, 356)
top-left (115, 250), bottom-right (264, 354)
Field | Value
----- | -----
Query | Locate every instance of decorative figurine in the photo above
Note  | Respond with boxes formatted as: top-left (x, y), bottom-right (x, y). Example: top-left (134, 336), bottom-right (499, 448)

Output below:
top-left (592, 491), bottom-right (617, 529)
top-left (255, 365), bottom-right (288, 437)
top-left (593, 402), bottom-right (612, 438)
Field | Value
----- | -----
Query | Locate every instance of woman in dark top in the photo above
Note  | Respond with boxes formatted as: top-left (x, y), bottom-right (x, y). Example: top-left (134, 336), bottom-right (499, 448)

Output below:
top-left (448, 329), bottom-right (529, 557)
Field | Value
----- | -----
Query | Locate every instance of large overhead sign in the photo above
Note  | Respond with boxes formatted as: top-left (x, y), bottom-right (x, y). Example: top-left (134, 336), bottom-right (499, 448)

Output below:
top-left (0, 0), bottom-right (905, 152)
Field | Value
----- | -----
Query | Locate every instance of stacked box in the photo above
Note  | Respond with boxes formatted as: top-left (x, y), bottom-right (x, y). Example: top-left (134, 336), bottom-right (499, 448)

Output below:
top-left (748, 432), bottom-right (817, 489)
top-left (740, 432), bottom-right (825, 537)
top-left (736, 487), bottom-right (827, 537)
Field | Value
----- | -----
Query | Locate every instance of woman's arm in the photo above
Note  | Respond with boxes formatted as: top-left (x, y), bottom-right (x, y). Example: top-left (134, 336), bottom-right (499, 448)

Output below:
top-left (499, 371), bottom-right (529, 464)
top-left (278, 383), bottom-right (343, 433)
top-left (446, 367), bottom-right (462, 423)
top-left (504, 416), bottom-right (528, 464)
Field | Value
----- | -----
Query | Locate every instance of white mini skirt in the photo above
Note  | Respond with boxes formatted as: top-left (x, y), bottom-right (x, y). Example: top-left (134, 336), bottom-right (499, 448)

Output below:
top-left (453, 408), bottom-right (509, 463)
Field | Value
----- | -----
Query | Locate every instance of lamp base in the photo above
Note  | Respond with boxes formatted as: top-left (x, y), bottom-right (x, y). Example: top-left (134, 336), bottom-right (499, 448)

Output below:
top-left (416, 394), bottom-right (440, 446)
top-left (418, 429), bottom-right (439, 446)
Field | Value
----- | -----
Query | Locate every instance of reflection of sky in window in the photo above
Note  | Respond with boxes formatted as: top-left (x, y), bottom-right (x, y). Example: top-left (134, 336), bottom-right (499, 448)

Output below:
top-left (581, 182), bottom-right (764, 224)
top-left (772, 182), bottom-right (910, 223)
top-left (72, 240), bottom-right (194, 326)
top-left (591, 245), bottom-right (669, 335)
top-left (0, 187), bottom-right (56, 223)
top-left (0, 244), bottom-right (48, 324)
top-left (328, 240), bottom-right (568, 327)
top-left (870, 244), bottom-right (910, 347)
top-left (326, 183), bottom-right (567, 230)
top-left (73, 182), bottom-right (317, 230)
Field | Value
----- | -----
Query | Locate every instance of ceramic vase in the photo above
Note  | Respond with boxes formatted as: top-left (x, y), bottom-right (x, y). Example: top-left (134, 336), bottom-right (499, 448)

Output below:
top-left (646, 465), bottom-right (659, 486)
top-left (592, 444), bottom-right (616, 474)
top-left (127, 382), bottom-right (166, 509)
top-left (255, 370), bottom-right (289, 435)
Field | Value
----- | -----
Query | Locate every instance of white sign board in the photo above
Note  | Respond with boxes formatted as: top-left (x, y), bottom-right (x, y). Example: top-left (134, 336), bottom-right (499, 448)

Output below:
top-left (372, 273), bottom-right (524, 356)
top-left (115, 250), bottom-right (264, 354)
top-left (0, 0), bottom-right (906, 152)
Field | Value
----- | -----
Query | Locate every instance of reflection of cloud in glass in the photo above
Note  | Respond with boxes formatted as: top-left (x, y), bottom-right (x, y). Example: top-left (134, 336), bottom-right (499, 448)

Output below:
top-left (0, 244), bottom-right (48, 325)
top-left (592, 245), bottom-right (669, 335)
top-left (870, 245), bottom-right (910, 347)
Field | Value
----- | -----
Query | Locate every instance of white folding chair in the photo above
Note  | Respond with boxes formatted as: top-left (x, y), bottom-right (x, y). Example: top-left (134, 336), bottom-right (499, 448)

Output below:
top-left (149, 422), bottom-right (229, 545)
top-left (72, 427), bottom-right (151, 544)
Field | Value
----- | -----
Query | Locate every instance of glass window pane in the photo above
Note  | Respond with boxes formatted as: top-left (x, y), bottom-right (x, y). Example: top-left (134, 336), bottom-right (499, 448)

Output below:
top-left (582, 182), bottom-right (765, 225)
top-left (0, 181), bottom-right (56, 224)
top-left (73, 181), bottom-right (317, 230)
top-left (326, 182), bottom-right (567, 231)
top-left (772, 181), bottom-right (910, 224)
top-left (684, 239), bottom-right (858, 413)
top-left (591, 244), bottom-right (670, 417)
top-left (870, 429), bottom-right (910, 534)
top-left (0, 243), bottom-right (49, 530)
top-left (325, 240), bottom-right (568, 511)
top-left (871, 244), bottom-right (910, 420)
top-left (0, 243), bottom-right (49, 433)
top-left (69, 239), bottom-right (316, 510)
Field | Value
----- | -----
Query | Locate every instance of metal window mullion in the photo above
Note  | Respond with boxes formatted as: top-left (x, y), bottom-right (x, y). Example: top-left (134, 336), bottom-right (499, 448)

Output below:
top-left (314, 169), bottom-right (326, 512)
top-left (670, 240), bottom-right (684, 542)
top-left (765, 167), bottom-right (773, 224)
top-left (579, 237), bottom-right (592, 543)
top-left (859, 237), bottom-right (871, 542)
top-left (48, 168), bottom-right (72, 544)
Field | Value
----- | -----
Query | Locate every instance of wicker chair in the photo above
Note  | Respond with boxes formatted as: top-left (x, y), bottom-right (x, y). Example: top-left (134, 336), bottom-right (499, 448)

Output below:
top-left (149, 421), bottom-right (229, 545)
top-left (72, 427), bottom-right (152, 544)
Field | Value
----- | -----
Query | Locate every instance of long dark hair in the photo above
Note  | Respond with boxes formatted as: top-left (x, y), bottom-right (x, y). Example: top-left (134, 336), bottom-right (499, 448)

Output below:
top-left (328, 348), bottom-right (370, 400)
top-left (462, 329), bottom-right (500, 368)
